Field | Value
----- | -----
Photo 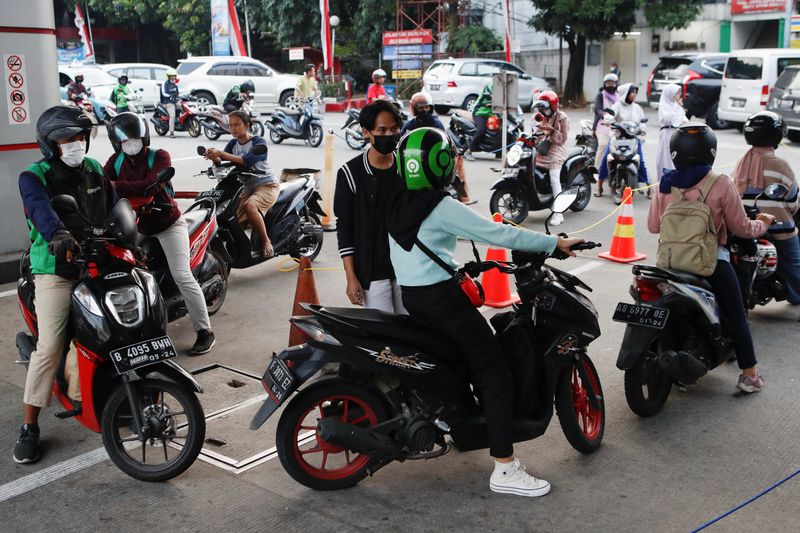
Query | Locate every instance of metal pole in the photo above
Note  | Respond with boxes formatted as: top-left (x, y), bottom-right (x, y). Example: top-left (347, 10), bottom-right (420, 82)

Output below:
top-left (331, 27), bottom-right (336, 83)
top-left (84, 1), bottom-right (95, 62)
top-left (558, 34), bottom-right (563, 94)
top-left (501, 73), bottom-right (508, 167)
top-left (244, 0), bottom-right (252, 57)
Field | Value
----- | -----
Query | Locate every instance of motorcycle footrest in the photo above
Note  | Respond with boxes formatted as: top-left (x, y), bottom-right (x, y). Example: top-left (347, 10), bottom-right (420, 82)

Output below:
top-left (55, 401), bottom-right (82, 419)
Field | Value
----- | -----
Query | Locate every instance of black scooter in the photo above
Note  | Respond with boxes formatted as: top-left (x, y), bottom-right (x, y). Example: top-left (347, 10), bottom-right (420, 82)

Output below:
top-left (267, 97), bottom-right (325, 147)
top-left (489, 130), bottom-right (595, 224)
top-left (448, 108), bottom-right (524, 156)
top-left (341, 100), bottom-right (409, 151)
top-left (251, 189), bottom-right (605, 491)
top-left (195, 145), bottom-right (325, 269)
top-left (605, 119), bottom-right (647, 204)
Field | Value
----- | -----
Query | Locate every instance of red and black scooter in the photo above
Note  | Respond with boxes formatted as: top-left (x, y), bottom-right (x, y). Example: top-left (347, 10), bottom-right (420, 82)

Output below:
top-left (129, 168), bottom-right (229, 322)
top-left (16, 197), bottom-right (205, 481)
top-left (150, 96), bottom-right (202, 138)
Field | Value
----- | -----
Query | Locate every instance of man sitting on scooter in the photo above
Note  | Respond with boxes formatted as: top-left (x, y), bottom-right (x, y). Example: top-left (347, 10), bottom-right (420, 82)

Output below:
top-left (464, 83), bottom-right (493, 161)
top-left (104, 113), bottom-right (216, 356)
top-left (224, 80), bottom-right (255, 113)
top-left (203, 110), bottom-right (278, 258)
top-left (111, 75), bottom-right (132, 114)
top-left (67, 74), bottom-right (89, 105)
top-left (15, 106), bottom-right (117, 464)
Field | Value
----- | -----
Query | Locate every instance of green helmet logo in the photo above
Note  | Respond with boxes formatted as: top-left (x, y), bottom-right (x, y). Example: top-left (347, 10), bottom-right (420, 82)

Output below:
top-left (397, 127), bottom-right (456, 191)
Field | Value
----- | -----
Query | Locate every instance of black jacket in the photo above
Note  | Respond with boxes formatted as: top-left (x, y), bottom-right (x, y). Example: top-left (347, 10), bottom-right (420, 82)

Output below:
top-left (333, 150), bottom-right (397, 289)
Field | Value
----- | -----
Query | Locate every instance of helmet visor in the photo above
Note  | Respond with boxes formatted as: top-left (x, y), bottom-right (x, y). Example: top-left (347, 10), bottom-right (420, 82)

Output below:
top-left (111, 115), bottom-right (147, 143)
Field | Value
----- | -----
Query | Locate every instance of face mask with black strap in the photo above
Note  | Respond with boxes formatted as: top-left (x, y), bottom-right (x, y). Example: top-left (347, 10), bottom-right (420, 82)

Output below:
top-left (414, 238), bottom-right (485, 307)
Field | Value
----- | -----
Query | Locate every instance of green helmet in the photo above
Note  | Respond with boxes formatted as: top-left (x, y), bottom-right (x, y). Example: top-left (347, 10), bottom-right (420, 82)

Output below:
top-left (396, 127), bottom-right (456, 191)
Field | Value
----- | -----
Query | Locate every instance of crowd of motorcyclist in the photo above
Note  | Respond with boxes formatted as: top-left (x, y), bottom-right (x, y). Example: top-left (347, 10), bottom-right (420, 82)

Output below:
top-left (15, 64), bottom-right (800, 503)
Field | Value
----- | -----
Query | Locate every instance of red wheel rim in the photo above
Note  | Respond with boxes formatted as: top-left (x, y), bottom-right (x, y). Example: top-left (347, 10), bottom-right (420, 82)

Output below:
top-left (292, 394), bottom-right (378, 480)
top-left (570, 361), bottom-right (603, 441)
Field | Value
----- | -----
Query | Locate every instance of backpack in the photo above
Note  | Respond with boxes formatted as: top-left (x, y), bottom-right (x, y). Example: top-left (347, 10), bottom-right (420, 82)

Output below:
top-left (113, 150), bottom-right (174, 197)
top-left (656, 173), bottom-right (720, 277)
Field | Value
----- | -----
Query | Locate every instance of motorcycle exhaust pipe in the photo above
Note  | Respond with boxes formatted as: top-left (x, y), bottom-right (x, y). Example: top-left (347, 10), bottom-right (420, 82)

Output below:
top-left (657, 350), bottom-right (707, 385)
top-left (317, 418), bottom-right (401, 458)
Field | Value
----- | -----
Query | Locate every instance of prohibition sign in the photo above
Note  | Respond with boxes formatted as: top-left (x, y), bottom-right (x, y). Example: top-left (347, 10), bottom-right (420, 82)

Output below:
top-left (11, 107), bottom-right (27, 123)
top-left (8, 72), bottom-right (23, 89)
top-left (6, 55), bottom-right (22, 71)
top-left (10, 90), bottom-right (25, 105)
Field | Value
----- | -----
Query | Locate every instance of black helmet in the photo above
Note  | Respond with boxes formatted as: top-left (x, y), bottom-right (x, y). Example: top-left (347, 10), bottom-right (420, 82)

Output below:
top-left (36, 105), bottom-right (98, 160)
top-left (74, 74), bottom-right (84, 83)
top-left (108, 112), bottom-right (150, 153)
top-left (118, 74), bottom-right (129, 84)
top-left (744, 111), bottom-right (786, 148)
top-left (240, 79), bottom-right (255, 93)
top-left (396, 127), bottom-right (456, 190)
top-left (670, 123), bottom-right (717, 168)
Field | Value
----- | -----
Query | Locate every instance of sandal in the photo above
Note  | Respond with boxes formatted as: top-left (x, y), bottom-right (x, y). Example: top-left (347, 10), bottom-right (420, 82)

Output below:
top-left (594, 188), bottom-right (604, 197)
top-left (263, 243), bottom-right (274, 259)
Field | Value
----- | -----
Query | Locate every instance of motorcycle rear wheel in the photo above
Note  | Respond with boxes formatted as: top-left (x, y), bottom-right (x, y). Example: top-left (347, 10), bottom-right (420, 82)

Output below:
top-left (568, 171), bottom-right (593, 212)
top-left (555, 355), bottom-right (605, 454)
top-left (203, 125), bottom-right (221, 141)
top-left (203, 250), bottom-right (228, 315)
top-left (624, 348), bottom-right (672, 417)
top-left (250, 121), bottom-right (265, 137)
top-left (290, 213), bottom-right (323, 261)
top-left (489, 186), bottom-right (529, 225)
top-left (153, 122), bottom-right (168, 137)
top-left (186, 117), bottom-right (201, 138)
top-left (276, 380), bottom-right (388, 491)
top-left (101, 378), bottom-right (205, 482)
top-left (308, 125), bottom-right (323, 148)
top-left (345, 126), bottom-right (367, 150)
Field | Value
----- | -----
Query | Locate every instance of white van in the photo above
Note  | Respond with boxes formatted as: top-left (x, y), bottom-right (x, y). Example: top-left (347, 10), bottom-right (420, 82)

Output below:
top-left (718, 48), bottom-right (800, 127)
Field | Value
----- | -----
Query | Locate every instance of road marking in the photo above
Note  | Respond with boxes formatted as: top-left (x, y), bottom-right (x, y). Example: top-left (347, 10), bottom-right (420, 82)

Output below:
top-left (0, 289), bottom-right (16, 299)
top-left (566, 260), bottom-right (604, 277)
top-left (172, 155), bottom-right (201, 162)
top-left (0, 447), bottom-right (108, 503)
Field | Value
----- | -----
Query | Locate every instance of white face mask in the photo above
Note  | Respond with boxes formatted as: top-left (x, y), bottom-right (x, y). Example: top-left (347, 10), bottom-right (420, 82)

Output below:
top-left (59, 140), bottom-right (86, 168)
top-left (121, 138), bottom-right (144, 156)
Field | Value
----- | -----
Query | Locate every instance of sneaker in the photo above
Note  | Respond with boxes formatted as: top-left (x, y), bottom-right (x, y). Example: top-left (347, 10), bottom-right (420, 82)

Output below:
top-left (464, 150), bottom-right (476, 162)
top-left (737, 371), bottom-right (765, 393)
top-left (169, 133), bottom-right (175, 138)
top-left (13, 424), bottom-right (40, 464)
top-left (190, 329), bottom-right (215, 355)
top-left (550, 213), bottom-right (564, 226)
top-left (489, 459), bottom-right (551, 497)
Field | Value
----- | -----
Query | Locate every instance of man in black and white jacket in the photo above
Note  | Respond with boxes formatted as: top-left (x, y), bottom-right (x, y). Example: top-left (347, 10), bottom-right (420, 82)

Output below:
top-left (333, 100), bottom-right (406, 313)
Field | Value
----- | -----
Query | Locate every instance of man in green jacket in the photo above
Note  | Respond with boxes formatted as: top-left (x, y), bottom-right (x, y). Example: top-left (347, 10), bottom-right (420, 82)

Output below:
top-left (111, 74), bottom-right (132, 113)
top-left (464, 83), bottom-right (493, 161)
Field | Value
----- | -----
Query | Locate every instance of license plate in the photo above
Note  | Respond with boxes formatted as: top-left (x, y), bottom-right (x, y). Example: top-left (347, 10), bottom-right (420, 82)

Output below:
top-left (429, 84), bottom-right (440, 91)
top-left (501, 167), bottom-right (520, 178)
top-left (730, 98), bottom-right (745, 108)
top-left (612, 303), bottom-right (670, 330)
top-left (109, 336), bottom-right (176, 373)
top-left (196, 190), bottom-right (223, 201)
top-left (780, 99), bottom-right (794, 109)
top-left (264, 357), bottom-right (295, 403)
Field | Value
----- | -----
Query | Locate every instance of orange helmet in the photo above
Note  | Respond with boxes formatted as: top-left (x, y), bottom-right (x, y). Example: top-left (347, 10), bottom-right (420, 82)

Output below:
top-left (486, 115), bottom-right (500, 131)
top-left (533, 90), bottom-right (559, 115)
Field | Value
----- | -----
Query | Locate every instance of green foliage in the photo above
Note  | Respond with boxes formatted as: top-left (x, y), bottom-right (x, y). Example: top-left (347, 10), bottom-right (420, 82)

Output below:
top-left (320, 81), bottom-right (346, 98)
top-left (447, 25), bottom-right (502, 54)
top-left (643, 0), bottom-right (704, 31)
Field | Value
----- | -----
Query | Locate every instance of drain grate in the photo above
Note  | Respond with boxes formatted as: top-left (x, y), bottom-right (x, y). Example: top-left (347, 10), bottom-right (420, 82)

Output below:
top-left (191, 364), bottom-right (265, 416)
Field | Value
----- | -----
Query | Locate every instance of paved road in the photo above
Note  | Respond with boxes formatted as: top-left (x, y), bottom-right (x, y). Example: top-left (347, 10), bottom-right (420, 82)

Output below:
top-left (0, 109), bottom-right (798, 532)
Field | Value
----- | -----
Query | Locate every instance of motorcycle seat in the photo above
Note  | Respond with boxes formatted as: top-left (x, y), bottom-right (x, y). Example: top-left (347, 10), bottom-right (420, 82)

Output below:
top-left (566, 147), bottom-right (585, 160)
top-left (183, 209), bottom-right (209, 236)
top-left (636, 265), bottom-right (712, 291)
top-left (277, 178), bottom-right (307, 204)
top-left (451, 113), bottom-right (475, 127)
top-left (276, 106), bottom-right (302, 116)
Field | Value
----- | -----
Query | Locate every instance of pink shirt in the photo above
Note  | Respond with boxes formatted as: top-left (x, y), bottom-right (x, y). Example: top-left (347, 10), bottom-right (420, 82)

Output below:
top-left (648, 172), bottom-right (768, 247)
top-left (367, 84), bottom-right (386, 102)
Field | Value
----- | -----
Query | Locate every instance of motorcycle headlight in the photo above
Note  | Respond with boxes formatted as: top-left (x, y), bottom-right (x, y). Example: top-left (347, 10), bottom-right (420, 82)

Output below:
top-left (134, 268), bottom-right (159, 304)
top-left (73, 283), bottom-right (103, 317)
top-left (105, 286), bottom-right (146, 327)
top-left (507, 145), bottom-right (523, 167)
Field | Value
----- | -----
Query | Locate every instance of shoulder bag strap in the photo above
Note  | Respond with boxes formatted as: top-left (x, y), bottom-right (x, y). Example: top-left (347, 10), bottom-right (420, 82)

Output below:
top-left (414, 237), bottom-right (457, 276)
top-left (698, 172), bottom-right (720, 202)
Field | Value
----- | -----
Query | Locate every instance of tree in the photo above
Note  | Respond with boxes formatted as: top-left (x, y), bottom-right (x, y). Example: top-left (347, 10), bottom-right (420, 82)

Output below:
top-left (447, 26), bottom-right (502, 54)
top-left (528, 0), bottom-right (704, 103)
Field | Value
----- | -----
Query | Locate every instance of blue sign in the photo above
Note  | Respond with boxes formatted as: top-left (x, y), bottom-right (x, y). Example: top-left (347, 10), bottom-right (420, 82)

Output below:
top-left (382, 44), bottom-right (433, 60)
top-left (393, 59), bottom-right (422, 70)
top-left (210, 0), bottom-right (231, 56)
top-left (57, 47), bottom-right (85, 64)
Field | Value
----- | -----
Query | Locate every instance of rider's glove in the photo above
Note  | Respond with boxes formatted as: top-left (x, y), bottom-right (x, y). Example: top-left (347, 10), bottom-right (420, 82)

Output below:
top-left (48, 229), bottom-right (81, 261)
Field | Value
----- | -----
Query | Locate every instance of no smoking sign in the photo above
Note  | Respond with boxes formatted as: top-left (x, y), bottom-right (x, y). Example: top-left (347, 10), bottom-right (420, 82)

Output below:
top-left (3, 53), bottom-right (30, 125)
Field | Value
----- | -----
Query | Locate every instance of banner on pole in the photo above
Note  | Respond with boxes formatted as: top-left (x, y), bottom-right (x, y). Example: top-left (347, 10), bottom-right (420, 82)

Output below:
top-left (320, 0), bottom-right (332, 69)
top-left (74, 4), bottom-right (94, 63)
top-left (228, 0), bottom-right (247, 56)
top-left (210, 0), bottom-right (230, 56)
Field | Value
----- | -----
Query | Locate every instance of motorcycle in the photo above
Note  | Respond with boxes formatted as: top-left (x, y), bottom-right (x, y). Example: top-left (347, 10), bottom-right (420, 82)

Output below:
top-left (104, 88), bottom-right (146, 121)
top-left (448, 107), bottom-right (524, 157)
top-left (575, 119), bottom-right (598, 161)
top-left (15, 197), bottom-right (205, 481)
top-left (151, 96), bottom-right (202, 138)
top-left (195, 144), bottom-right (325, 269)
top-left (605, 119), bottom-right (647, 205)
top-left (200, 95), bottom-right (265, 140)
top-left (341, 100), bottom-right (409, 151)
top-left (129, 168), bottom-right (229, 322)
top-left (267, 96), bottom-right (325, 147)
top-left (68, 92), bottom-right (95, 116)
top-left (250, 188), bottom-right (606, 491)
top-left (489, 130), bottom-right (595, 224)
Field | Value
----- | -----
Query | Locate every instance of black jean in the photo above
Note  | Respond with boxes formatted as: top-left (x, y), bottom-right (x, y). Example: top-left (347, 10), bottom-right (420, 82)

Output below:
top-left (706, 260), bottom-right (757, 370)
top-left (402, 279), bottom-right (514, 458)
top-left (223, 103), bottom-right (239, 113)
top-left (469, 116), bottom-right (488, 152)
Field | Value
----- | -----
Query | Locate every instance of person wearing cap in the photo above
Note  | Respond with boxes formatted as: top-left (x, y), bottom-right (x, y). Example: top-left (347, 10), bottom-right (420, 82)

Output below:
top-left (14, 106), bottom-right (118, 464)
top-left (367, 69), bottom-right (388, 103)
top-left (295, 64), bottom-right (320, 103)
top-left (161, 68), bottom-right (180, 138)
top-left (111, 74), bottom-right (132, 114)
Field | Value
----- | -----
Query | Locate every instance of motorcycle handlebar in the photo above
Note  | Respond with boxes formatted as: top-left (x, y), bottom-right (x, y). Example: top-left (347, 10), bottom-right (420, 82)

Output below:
top-left (463, 241), bottom-right (602, 276)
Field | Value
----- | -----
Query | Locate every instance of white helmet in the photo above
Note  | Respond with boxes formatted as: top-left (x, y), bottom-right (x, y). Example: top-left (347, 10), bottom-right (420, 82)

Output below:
top-left (411, 91), bottom-right (433, 106)
top-left (372, 68), bottom-right (387, 80)
top-left (603, 73), bottom-right (618, 84)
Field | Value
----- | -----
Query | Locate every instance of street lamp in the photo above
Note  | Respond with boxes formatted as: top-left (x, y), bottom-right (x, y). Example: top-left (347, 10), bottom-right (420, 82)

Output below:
top-left (330, 15), bottom-right (340, 83)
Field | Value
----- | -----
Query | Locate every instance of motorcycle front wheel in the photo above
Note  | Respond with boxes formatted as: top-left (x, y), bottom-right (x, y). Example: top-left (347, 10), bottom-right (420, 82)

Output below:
top-left (609, 172), bottom-right (625, 205)
top-left (186, 117), bottom-right (201, 138)
top-left (345, 126), bottom-right (367, 150)
top-left (203, 125), bottom-right (222, 141)
top-left (276, 380), bottom-right (388, 491)
top-left (101, 378), bottom-right (205, 482)
top-left (153, 121), bottom-right (168, 137)
top-left (307, 124), bottom-right (323, 148)
top-left (555, 355), bottom-right (605, 454)
top-left (489, 185), bottom-right (529, 225)
top-left (624, 346), bottom-right (672, 417)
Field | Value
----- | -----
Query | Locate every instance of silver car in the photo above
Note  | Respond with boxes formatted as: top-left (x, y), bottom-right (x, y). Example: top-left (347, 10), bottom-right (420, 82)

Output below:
top-left (422, 58), bottom-right (549, 112)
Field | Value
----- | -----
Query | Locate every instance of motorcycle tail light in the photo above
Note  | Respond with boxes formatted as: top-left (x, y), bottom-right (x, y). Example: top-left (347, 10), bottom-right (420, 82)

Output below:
top-left (635, 277), bottom-right (662, 303)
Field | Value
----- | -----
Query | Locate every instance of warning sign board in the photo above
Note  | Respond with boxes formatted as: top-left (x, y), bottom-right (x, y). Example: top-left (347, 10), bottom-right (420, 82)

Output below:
top-left (4, 53), bottom-right (30, 125)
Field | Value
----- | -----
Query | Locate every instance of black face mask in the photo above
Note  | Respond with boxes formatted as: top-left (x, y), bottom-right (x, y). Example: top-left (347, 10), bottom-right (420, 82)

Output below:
top-left (604, 86), bottom-right (616, 94)
top-left (372, 133), bottom-right (401, 155)
top-left (416, 110), bottom-right (431, 122)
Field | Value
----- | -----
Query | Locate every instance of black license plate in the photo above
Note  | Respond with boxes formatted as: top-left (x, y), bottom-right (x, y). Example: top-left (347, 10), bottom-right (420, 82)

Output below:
top-left (612, 302), bottom-right (670, 330)
top-left (501, 167), bottom-right (520, 178)
top-left (264, 357), bottom-right (295, 403)
top-left (196, 190), bottom-right (223, 201)
top-left (110, 336), bottom-right (176, 373)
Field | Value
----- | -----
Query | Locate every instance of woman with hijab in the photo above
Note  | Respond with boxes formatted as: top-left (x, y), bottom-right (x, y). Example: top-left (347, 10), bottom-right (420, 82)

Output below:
top-left (656, 84), bottom-right (687, 182)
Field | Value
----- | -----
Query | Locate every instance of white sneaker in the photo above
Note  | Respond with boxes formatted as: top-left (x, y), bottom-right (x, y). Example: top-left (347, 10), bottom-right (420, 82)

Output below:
top-left (489, 459), bottom-right (551, 497)
top-left (550, 213), bottom-right (564, 226)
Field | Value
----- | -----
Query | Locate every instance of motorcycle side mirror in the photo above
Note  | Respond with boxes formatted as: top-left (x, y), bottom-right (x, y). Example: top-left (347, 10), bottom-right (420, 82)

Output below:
top-left (196, 146), bottom-right (206, 156)
top-left (640, 117), bottom-right (649, 123)
top-left (51, 194), bottom-right (80, 216)
top-left (763, 183), bottom-right (789, 201)
top-left (551, 187), bottom-right (580, 214)
top-left (104, 198), bottom-right (138, 245)
top-left (143, 167), bottom-right (175, 197)
top-left (251, 143), bottom-right (268, 156)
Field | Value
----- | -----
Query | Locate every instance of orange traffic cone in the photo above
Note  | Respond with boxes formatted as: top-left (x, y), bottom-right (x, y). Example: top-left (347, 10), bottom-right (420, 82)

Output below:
top-left (598, 187), bottom-right (646, 263)
top-left (481, 213), bottom-right (520, 308)
top-left (288, 257), bottom-right (320, 346)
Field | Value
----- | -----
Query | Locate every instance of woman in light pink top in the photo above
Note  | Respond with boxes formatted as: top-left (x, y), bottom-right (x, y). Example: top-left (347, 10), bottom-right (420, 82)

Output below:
top-left (648, 124), bottom-right (774, 393)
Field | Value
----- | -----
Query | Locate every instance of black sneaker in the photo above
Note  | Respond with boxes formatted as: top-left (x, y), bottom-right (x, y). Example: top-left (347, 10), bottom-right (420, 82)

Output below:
top-left (13, 424), bottom-right (40, 464)
top-left (190, 329), bottom-right (215, 355)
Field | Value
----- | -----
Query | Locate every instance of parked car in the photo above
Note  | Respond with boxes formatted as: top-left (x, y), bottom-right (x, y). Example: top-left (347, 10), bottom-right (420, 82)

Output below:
top-left (100, 63), bottom-right (171, 107)
top-left (175, 56), bottom-right (300, 113)
top-left (58, 64), bottom-right (115, 119)
top-left (646, 53), bottom-right (697, 108)
top-left (422, 58), bottom-right (549, 113)
top-left (718, 48), bottom-right (800, 130)
top-left (767, 65), bottom-right (800, 142)
top-left (682, 54), bottom-right (729, 129)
